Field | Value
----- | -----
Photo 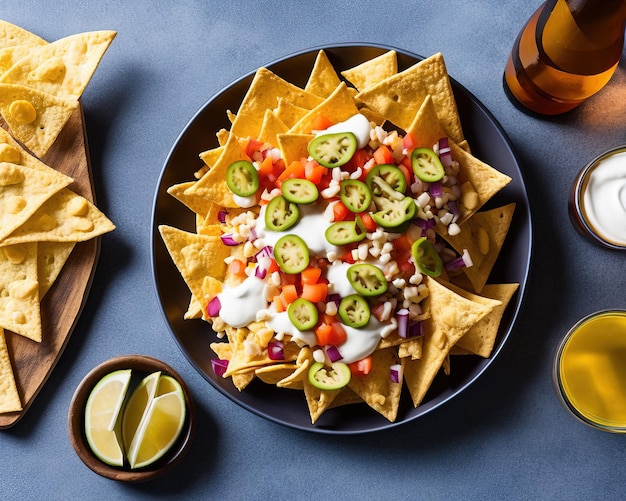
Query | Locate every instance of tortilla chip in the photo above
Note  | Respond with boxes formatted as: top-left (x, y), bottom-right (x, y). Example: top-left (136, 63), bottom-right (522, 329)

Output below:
top-left (0, 188), bottom-right (115, 245)
top-left (303, 376), bottom-right (342, 424)
top-left (276, 133), bottom-right (314, 167)
top-left (288, 82), bottom-right (360, 134)
top-left (210, 341), bottom-right (255, 390)
top-left (0, 243), bottom-right (41, 342)
top-left (229, 67), bottom-right (323, 139)
top-left (167, 181), bottom-right (213, 217)
top-left (258, 110), bottom-right (288, 148)
top-left (0, 30), bottom-right (116, 100)
top-left (159, 225), bottom-right (231, 311)
top-left (0, 20), bottom-right (46, 49)
top-left (305, 50), bottom-right (342, 98)
top-left (0, 161), bottom-right (74, 241)
top-left (37, 241), bottom-right (75, 298)
top-left (454, 283), bottom-right (519, 357)
top-left (441, 203), bottom-right (516, 292)
top-left (198, 145), bottom-right (225, 172)
top-left (341, 50), bottom-right (397, 91)
top-left (326, 386), bottom-right (364, 409)
top-left (0, 328), bottom-right (22, 413)
top-left (403, 276), bottom-right (494, 407)
top-left (348, 346), bottom-right (403, 422)
top-left (273, 98), bottom-right (310, 128)
top-left (0, 83), bottom-right (78, 157)
top-left (184, 133), bottom-right (248, 208)
top-left (355, 53), bottom-right (464, 144)
top-left (406, 94), bottom-right (447, 150)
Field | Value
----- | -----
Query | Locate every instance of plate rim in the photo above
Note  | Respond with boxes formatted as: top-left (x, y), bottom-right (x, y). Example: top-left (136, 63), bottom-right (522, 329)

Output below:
top-left (150, 43), bottom-right (533, 435)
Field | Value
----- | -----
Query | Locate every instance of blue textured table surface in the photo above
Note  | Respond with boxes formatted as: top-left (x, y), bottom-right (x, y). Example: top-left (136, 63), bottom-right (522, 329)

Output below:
top-left (2, 1), bottom-right (625, 499)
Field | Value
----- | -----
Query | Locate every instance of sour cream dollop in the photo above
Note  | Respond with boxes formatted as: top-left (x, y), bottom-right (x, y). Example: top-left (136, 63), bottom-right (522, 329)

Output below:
top-left (581, 150), bottom-right (626, 247)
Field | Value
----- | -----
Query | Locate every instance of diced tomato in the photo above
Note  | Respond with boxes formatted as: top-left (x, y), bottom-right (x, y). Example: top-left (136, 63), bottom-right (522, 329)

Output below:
top-left (266, 258), bottom-right (280, 274)
top-left (301, 267), bottom-right (322, 285)
top-left (304, 159), bottom-right (327, 185)
top-left (311, 114), bottom-right (334, 131)
top-left (371, 302), bottom-right (386, 322)
top-left (397, 162), bottom-right (412, 189)
top-left (402, 132), bottom-right (417, 151)
top-left (228, 259), bottom-right (247, 277)
top-left (345, 148), bottom-right (370, 172)
top-left (349, 356), bottom-right (372, 377)
top-left (373, 144), bottom-right (393, 165)
top-left (273, 295), bottom-right (285, 313)
top-left (332, 200), bottom-right (350, 222)
top-left (315, 321), bottom-right (347, 346)
top-left (336, 250), bottom-right (356, 264)
top-left (281, 284), bottom-right (298, 304)
top-left (245, 138), bottom-right (264, 157)
top-left (301, 282), bottom-right (328, 303)
top-left (396, 250), bottom-right (414, 274)
top-left (276, 160), bottom-right (306, 186)
top-left (357, 212), bottom-right (377, 232)
top-left (257, 155), bottom-right (274, 178)
top-left (392, 235), bottom-right (412, 253)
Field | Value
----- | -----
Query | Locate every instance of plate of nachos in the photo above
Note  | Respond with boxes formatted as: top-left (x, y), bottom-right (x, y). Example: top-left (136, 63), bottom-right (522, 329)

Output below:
top-left (152, 45), bottom-right (531, 434)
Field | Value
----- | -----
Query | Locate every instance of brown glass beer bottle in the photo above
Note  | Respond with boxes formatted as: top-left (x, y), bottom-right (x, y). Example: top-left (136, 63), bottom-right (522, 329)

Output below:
top-left (504, 0), bottom-right (626, 115)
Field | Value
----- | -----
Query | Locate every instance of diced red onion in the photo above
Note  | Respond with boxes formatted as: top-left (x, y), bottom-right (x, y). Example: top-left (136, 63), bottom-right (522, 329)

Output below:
top-left (255, 265), bottom-right (267, 279)
top-left (413, 218), bottom-right (436, 230)
top-left (447, 200), bottom-right (460, 222)
top-left (461, 249), bottom-right (473, 268)
top-left (390, 363), bottom-right (403, 384)
top-left (445, 249), bottom-right (473, 271)
top-left (268, 340), bottom-right (284, 360)
top-left (217, 210), bottom-right (228, 224)
top-left (326, 345), bottom-right (343, 362)
top-left (255, 246), bottom-right (273, 261)
top-left (207, 296), bottom-right (221, 317)
top-left (211, 358), bottom-right (229, 377)
top-left (430, 181), bottom-right (443, 197)
top-left (220, 233), bottom-right (239, 246)
top-left (396, 308), bottom-right (409, 338)
top-left (327, 294), bottom-right (342, 308)
top-left (438, 137), bottom-right (453, 168)
top-left (408, 321), bottom-right (424, 338)
top-left (247, 227), bottom-right (257, 242)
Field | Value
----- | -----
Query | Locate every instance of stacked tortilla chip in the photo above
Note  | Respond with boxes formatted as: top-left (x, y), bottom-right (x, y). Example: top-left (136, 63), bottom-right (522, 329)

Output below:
top-left (0, 21), bottom-right (115, 414)
top-left (160, 49), bottom-right (519, 424)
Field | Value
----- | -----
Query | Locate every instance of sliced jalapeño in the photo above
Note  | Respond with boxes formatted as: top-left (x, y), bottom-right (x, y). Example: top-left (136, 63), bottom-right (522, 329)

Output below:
top-left (411, 236), bottom-right (443, 277)
top-left (339, 179), bottom-right (371, 213)
top-left (287, 298), bottom-right (319, 331)
top-left (265, 195), bottom-right (299, 231)
top-left (371, 196), bottom-right (416, 229)
top-left (308, 362), bottom-right (351, 390)
top-left (411, 147), bottom-right (445, 183)
top-left (338, 294), bottom-right (371, 328)
top-left (281, 178), bottom-right (319, 205)
top-left (226, 160), bottom-right (259, 197)
top-left (308, 132), bottom-right (357, 168)
top-left (325, 219), bottom-right (366, 246)
top-left (366, 164), bottom-right (407, 194)
top-left (346, 263), bottom-right (387, 297)
top-left (273, 234), bottom-right (309, 274)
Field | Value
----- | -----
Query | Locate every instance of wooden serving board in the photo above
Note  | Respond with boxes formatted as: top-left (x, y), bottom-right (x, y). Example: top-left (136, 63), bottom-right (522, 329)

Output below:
top-left (0, 105), bottom-right (100, 429)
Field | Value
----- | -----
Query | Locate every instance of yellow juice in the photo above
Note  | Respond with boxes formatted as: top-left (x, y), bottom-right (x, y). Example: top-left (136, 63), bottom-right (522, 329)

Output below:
top-left (555, 311), bottom-right (626, 431)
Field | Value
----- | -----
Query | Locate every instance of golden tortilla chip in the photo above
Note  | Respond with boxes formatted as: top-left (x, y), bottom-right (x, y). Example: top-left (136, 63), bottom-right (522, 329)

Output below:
top-left (0, 20), bottom-right (46, 49)
top-left (348, 346), bottom-right (403, 422)
top-left (0, 83), bottom-right (78, 157)
top-left (37, 241), bottom-right (75, 298)
top-left (403, 276), bottom-right (494, 407)
top-left (167, 181), bottom-right (211, 217)
top-left (184, 133), bottom-right (248, 208)
top-left (0, 30), bottom-right (116, 100)
top-left (442, 203), bottom-right (516, 292)
top-left (0, 243), bottom-right (41, 342)
top-left (210, 341), bottom-right (255, 390)
top-left (230, 67), bottom-right (323, 139)
top-left (0, 328), bottom-right (22, 413)
top-left (276, 133), bottom-right (314, 167)
top-left (0, 161), bottom-right (74, 241)
top-left (273, 98), bottom-right (310, 128)
top-left (454, 283), bottom-right (519, 357)
top-left (304, 50), bottom-right (342, 98)
top-left (0, 188), bottom-right (115, 245)
top-left (258, 110), bottom-right (288, 148)
top-left (198, 145), bottom-right (225, 173)
top-left (159, 225), bottom-right (231, 311)
top-left (327, 386), bottom-right (364, 409)
top-left (288, 82), bottom-right (360, 134)
top-left (406, 94), bottom-right (447, 150)
top-left (303, 376), bottom-right (342, 424)
top-left (355, 53), bottom-right (464, 144)
top-left (341, 50), bottom-right (397, 91)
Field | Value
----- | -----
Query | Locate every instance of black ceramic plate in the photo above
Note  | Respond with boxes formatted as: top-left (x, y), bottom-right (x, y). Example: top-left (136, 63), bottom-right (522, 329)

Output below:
top-left (151, 45), bottom-right (532, 434)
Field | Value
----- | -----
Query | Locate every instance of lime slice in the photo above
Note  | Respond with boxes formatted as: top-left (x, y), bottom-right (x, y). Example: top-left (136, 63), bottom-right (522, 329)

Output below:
top-left (126, 375), bottom-right (186, 469)
top-left (121, 371), bottom-right (161, 454)
top-left (84, 369), bottom-right (132, 467)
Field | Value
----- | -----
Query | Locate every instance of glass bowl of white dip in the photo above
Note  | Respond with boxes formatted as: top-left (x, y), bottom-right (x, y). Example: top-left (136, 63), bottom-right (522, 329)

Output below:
top-left (570, 145), bottom-right (626, 250)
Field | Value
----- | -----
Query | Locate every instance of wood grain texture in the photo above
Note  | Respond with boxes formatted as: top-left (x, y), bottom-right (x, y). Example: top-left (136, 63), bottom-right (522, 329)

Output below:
top-left (0, 104), bottom-right (100, 428)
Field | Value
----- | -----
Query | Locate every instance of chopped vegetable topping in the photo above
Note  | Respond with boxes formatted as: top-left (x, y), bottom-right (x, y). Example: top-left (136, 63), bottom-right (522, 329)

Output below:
top-left (308, 362), bottom-right (351, 390)
top-left (273, 234), bottom-right (310, 274)
top-left (308, 131), bottom-right (358, 168)
top-left (226, 160), bottom-right (259, 197)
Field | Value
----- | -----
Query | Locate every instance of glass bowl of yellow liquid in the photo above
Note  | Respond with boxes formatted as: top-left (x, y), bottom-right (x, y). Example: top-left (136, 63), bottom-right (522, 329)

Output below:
top-left (554, 310), bottom-right (626, 432)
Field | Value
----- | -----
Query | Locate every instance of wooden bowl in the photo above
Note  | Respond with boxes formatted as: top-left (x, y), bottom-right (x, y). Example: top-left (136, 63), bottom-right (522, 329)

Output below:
top-left (68, 355), bottom-right (195, 482)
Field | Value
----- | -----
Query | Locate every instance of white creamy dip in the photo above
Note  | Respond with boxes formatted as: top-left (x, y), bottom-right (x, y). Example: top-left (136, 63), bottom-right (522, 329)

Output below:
top-left (582, 150), bottom-right (626, 246)
top-left (217, 276), bottom-right (268, 328)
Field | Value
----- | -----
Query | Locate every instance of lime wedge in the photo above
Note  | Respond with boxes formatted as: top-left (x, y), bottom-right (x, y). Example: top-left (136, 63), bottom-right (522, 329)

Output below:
top-left (84, 369), bottom-right (132, 467)
top-left (121, 371), bottom-right (161, 454)
top-left (126, 375), bottom-right (186, 469)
